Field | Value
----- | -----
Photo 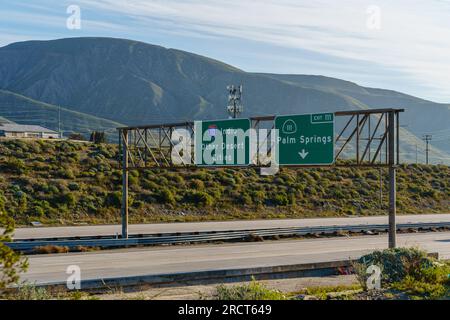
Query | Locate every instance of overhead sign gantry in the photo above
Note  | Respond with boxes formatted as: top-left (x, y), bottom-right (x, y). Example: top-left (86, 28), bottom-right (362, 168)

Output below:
top-left (118, 108), bottom-right (403, 248)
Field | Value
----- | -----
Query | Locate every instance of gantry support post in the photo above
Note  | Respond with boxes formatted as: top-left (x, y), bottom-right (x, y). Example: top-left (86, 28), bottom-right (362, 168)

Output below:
top-left (388, 111), bottom-right (397, 248)
top-left (121, 129), bottom-right (129, 239)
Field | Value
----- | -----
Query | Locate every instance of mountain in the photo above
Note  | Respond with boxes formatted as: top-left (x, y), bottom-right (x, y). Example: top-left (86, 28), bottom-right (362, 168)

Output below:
top-left (0, 37), bottom-right (449, 163)
top-left (260, 74), bottom-right (450, 156)
top-left (0, 90), bottom-right (123, 139)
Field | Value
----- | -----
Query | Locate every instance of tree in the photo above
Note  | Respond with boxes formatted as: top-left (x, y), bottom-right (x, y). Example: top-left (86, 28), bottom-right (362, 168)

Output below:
top-left (0, 193), bottom-right (28, 293)
top-left (89, 131), bottom-right (107, 144)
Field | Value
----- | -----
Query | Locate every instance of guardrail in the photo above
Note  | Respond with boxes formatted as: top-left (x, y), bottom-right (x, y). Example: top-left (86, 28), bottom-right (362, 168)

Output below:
top-left (7, 222), bottom-right (450, 253)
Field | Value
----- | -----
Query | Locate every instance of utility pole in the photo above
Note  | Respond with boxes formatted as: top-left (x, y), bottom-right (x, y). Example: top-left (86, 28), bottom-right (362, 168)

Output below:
top-left (379, 135), bottom-right (383, 211)
top-left (415, 144), bottom-right (418, 164)
top-left (121, 130), bottom-right (129, 239)
top-left (58, 106), bottom-right (61, 138)
top-left (226, 85), bottom-right (243, 118)
top-left (422, 135), bottom-right (432, 165)
top-left (388, 111), bottom-right (397, 248)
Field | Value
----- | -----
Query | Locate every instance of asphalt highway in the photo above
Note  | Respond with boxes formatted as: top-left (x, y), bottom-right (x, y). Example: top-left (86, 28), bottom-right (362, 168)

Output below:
top-left (23, 231), bottom-right (450, 285)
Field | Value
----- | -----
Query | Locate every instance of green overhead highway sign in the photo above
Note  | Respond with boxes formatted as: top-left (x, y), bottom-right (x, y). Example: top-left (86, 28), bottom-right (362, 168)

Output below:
top-left (194, 118), bottom-right (250, 166)
top-left (275, 113), bottom-right (335, 165)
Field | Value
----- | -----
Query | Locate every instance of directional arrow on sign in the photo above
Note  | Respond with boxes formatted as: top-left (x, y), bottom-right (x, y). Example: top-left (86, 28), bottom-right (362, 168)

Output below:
top-left (298, 149), bottom-right (309, 159)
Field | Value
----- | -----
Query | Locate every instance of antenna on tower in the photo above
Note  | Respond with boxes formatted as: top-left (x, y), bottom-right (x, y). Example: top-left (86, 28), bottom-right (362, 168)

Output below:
top-left (226, 84), bottom-right (243, 118)
top-left (422, 134), bottom-right (432, 165)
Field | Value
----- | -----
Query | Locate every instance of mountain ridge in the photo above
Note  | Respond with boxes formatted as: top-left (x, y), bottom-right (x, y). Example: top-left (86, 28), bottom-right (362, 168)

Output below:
top-left (0, 37), bottom-right (449, 163)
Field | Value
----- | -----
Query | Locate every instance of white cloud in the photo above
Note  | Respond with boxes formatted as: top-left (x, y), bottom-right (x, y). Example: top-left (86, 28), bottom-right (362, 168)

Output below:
top-left (2, 0), bottom-right (450, 101)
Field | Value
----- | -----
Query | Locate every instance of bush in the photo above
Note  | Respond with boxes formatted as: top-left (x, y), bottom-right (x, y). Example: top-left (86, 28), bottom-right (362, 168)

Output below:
top-left (183, 191), bottom-right (214, 206)
top-left (272, 193), bottom-right (290, 206)
top-left (354, 247), bottom-right (450, 299)
top-left (0, 193), bottom-right (28, 293)
top-left (57, 168), bottom-right (75, 179)
top-left (58, 193), bottom-right (77, 208)
top-left (189, 179), bottom-right (205, 190)
top-left (106, 191), bottom-right (122, 208)
top-left (157, 188), bottom-right (176, 205)
top-left (391, 275), bottom-right (448, 299)
top-left (215, 279), bottom-right (286, 300)
top-left (356, 247), bottom-right (432, 284)
top-left (2, 158), bottom-right (27, 174)
top-left (8, 284), bottom-right (53, 300)
top-left (68, 182), bottom-right (80, 191)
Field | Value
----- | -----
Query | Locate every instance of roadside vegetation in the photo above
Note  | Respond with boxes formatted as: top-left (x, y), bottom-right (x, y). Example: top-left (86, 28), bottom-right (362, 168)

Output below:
top-left (215, 248), bottom-right (449, 300)
top-left (0, 139), bottom-right (448, 226)
top-left (0, 191), bottom-right (28, 296)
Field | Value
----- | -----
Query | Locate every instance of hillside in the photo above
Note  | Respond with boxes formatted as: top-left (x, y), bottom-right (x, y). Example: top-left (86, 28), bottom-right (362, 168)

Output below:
top-left (0, 139), bottom-right (448, 226)
top-left (0, 90), bottom-right (123, 140)
top-left (261, 74), bottom-right (450, 156)
top-left (0, 37), bottom-right (449, 162)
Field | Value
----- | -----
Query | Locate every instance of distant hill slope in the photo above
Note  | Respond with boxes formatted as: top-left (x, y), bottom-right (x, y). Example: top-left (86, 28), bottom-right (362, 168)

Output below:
top-left (0, 37), bottom-right (448, 163)
top-left (260, 74), bottom-right (450, 156)
top-left (0, 90), bottom-right (123, 139)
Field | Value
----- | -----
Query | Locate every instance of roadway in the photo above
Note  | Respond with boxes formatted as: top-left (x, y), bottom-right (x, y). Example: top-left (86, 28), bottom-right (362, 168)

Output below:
top-left (12, 213), bottom-right (450, 239)
top-left (23, 231), bottom-right (450, 286)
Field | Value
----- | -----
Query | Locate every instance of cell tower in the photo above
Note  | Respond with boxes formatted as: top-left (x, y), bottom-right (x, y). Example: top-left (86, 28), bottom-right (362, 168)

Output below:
top-left (226, 85), bottom-right (243, 118)
top-left (422, 134), bottom-right (432, 165)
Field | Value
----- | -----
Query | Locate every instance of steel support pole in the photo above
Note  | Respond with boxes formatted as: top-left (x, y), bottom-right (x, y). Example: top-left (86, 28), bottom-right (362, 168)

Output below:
top-left (388, 111), bottom-right (396, 248)
top-left (121, 130), bottom-right (129, 239)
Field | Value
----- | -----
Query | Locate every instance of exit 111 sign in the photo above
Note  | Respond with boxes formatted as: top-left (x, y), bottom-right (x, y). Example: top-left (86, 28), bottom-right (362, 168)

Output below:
top-left (275, 113), bottom-right (335, 165)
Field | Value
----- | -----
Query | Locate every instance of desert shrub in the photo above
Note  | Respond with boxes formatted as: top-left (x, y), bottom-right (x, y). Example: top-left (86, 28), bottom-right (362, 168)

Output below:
top-left (353, 247), bottom-right (450, 299)
top-left (391, 273), bottom-right (449, 300)
top-left (189, 171), bottom-right (208, 181)
top-left (106, 192), bottom-right (122, 208)
top-left (32, 205), bottom-right (45, 217)
top-left (7, 284), bottom-right (52, 300)
top-left (0, 193), bottom-right (28, 293)
top-left (164, 172), bottom-right (185, 185)
top-left (55, 193), bottom-right (77, 208)
top-left (189, 179), bottom-right (205, 190)
top-left (2, 158), bottom-right (27, 174)
top-left (157, 188), bottom-right (176, 205)
top-left (216, 279), bottom-right (286, 300)
top-left (142, 180), bottom-right (159, 191)
top-left (272, 193), bottom-right (290, 206)
top-left (56, 168), bottom-right (75, 179)
top-left (183, 191), bottom-right (214, 206)
top-left (250, 190), bottom-right (266, 205)
top-left (68, 182), bottom-right (80, 191)
top-left (128, 175), bottom-right (139, 186)
top-left (239, 193), bottom-right (253, 205)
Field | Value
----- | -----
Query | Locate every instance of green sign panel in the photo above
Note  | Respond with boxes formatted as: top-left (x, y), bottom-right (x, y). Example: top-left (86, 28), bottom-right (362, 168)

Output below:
top-left (194, 118), bottom-right (250, 166)
top-left (275, 113), bottom-right (335, 165)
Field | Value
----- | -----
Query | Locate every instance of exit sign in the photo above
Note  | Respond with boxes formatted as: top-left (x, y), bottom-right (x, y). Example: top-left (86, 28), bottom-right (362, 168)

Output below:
top-left (194, 118), bottom-right (250, 166)
top-left (275, 113), bottom-right (335, 165)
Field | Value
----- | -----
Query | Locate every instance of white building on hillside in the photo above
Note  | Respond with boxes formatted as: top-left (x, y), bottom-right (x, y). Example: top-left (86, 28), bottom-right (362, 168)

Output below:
top-left (0, 124), bottom-right (60, 139)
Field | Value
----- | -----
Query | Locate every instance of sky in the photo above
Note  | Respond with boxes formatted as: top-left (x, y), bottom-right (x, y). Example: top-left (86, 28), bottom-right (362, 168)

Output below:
top-left (2, 0), bottom-right (450, 103)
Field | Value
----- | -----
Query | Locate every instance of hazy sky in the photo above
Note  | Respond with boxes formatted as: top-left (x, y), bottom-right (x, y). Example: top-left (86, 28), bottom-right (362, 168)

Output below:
top-left (2, 0), bottom-right (450, 103)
